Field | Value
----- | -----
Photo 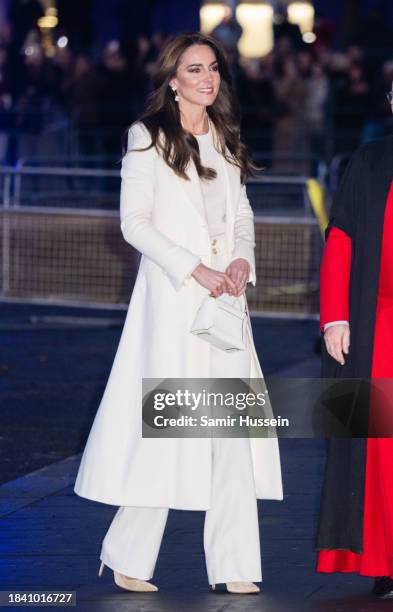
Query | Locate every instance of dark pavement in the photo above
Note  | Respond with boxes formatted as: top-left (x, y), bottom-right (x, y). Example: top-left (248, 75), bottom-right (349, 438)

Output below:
top-left (0, 303), bottom-right (384, 610)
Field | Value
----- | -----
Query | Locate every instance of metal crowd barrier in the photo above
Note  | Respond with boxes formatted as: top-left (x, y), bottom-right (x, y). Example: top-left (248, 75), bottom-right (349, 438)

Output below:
top-left (0, 166), bottom-right (327, 319)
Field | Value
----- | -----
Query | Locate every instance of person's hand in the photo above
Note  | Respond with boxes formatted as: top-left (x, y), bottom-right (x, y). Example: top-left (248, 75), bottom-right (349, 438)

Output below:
top-left (225, 258), bottom-right (250, 297)
top-left (191, 263), bottom-right (237, 298)
top-left (324, 324), bottom-right (350, 365)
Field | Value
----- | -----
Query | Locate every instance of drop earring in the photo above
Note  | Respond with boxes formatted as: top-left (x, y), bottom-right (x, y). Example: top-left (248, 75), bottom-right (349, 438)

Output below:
top-left (171, 86), bottom-right (179, 102)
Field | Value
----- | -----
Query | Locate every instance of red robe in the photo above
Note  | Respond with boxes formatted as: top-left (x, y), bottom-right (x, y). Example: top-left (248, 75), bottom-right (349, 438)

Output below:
top-left (317, 181), bottom-right (393, 577)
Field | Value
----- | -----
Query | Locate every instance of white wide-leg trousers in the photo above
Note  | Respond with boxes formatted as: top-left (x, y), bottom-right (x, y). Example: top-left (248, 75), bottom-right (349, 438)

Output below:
top-left (99, 233), bottom-right (262, 584)
top-left (100, 435), bottom-right (262, 584)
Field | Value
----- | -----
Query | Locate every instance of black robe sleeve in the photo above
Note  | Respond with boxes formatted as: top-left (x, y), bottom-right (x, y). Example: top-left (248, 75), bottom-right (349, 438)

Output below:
top-left (326, 149), bottom-right (364, 239)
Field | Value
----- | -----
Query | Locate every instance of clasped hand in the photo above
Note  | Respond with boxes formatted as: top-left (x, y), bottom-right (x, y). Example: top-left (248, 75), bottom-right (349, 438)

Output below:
top-left (191, 258), bottom-right (250, 298)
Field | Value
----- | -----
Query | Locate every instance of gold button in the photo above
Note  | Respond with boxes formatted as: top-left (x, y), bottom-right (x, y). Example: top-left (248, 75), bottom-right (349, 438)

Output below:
top-left (212, 247), bottom-right (218, 254)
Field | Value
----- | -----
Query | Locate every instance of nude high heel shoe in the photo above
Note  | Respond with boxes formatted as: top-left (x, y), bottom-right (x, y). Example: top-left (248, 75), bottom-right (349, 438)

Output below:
top-left (211, 581), bottom-right (260, 594)
top-left (98, 561), bottom-right (158, 592)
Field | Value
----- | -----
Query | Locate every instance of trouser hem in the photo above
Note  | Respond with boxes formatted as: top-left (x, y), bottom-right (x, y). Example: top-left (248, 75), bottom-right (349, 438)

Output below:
top-left (99, 553), bottom-right (154, 581)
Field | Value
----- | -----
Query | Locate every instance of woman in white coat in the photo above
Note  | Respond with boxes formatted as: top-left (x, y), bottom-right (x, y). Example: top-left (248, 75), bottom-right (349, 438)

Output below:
top-left (74, 31), bottom-right (283, 594)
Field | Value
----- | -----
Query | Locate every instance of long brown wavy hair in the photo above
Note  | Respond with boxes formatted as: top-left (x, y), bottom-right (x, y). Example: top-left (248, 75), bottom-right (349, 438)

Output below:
top-left (123, 31), bottom-right (260, 184)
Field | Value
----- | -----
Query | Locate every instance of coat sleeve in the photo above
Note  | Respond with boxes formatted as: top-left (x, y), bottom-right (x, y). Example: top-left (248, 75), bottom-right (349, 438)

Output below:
top-left (120, 122), bottom-right (201, 291)
top-left (229, 183), bottom-right (257, 286)
top-left (320, 226), bottom-right (352, 331)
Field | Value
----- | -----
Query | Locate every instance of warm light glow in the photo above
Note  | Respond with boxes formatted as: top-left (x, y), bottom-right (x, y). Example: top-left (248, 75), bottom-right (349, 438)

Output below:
top-left (287, 2), bottom-right (314, 34)
top-left (200, 3), bottom-right (228, 34)
top-left (38, 15), bottom-right (58, 28)
top-left (38, 6), bottom-right (58, 29)
top-left (236, 3), bottom-right (273, 58)
top-left (303, 31), bottom-right (316, 44)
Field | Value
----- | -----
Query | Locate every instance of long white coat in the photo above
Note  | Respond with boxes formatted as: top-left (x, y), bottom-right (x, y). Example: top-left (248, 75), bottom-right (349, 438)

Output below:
top-left (74, 119), bottom-right (283, 509)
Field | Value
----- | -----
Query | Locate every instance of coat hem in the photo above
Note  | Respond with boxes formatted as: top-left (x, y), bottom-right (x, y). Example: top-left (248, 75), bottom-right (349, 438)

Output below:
top-left (73, 486), bottom-right (283, 507)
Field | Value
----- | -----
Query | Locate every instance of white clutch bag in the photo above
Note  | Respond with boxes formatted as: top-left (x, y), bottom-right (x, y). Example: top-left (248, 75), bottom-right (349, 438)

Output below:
top-left (190, 294), bottom-right (248, 352)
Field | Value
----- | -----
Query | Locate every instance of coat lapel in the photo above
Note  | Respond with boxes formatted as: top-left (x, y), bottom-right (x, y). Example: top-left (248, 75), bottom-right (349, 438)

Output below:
top-left (178, 159), bottom-right (207, 223)
top-left (219, 147), bottom-right (235, 254)
top-left (210, 117), bottom-right (240, 226)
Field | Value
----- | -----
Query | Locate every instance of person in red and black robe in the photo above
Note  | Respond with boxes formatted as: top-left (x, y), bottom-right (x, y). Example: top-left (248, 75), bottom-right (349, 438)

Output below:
top-left (316, 106), bottom-right (393, 598)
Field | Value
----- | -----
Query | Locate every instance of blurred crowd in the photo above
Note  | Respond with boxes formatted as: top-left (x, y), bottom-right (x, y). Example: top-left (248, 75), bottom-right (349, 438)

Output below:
top-left (1, 5), bottom-right (393, 168)
top-left (0, 32), bottom-right (164, 164)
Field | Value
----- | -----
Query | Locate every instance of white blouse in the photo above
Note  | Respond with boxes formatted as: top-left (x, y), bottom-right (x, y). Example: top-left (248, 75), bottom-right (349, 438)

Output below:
top-left (194, 125), bottom-right (227, 236)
